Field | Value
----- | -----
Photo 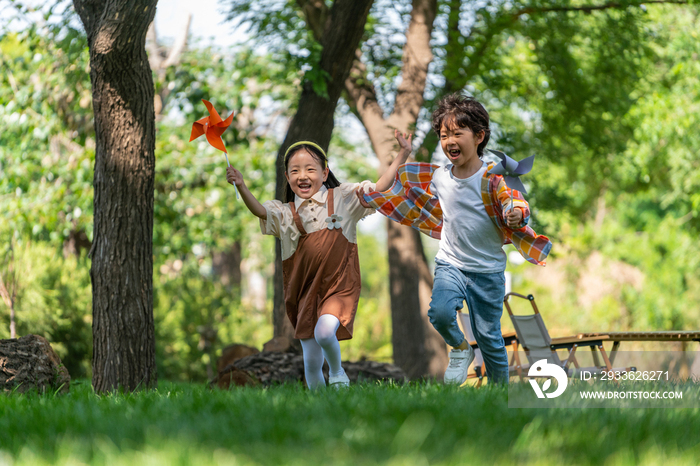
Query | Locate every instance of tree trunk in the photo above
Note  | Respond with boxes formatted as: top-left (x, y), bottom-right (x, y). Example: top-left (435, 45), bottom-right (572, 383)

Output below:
top-left (272, 0), bottom-right (374, 339)
top-left (73, 0), bottom-right (158, 392)
top-left (63, 228), bottom-right (92, 258)
top-left (387, 222), bottom-right (446, 378)
top-left (344, 0), bottom-right (447, 378)
top-left (212, 241), bottom-right (242, 289)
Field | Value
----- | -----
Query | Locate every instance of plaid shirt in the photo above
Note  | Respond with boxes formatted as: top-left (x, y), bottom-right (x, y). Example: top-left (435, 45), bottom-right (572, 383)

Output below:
top-left (364, 163), bottom-right (552, 266)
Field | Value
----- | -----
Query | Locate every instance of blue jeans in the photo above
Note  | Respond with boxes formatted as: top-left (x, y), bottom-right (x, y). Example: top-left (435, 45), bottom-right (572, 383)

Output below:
top-left (428, 260), bottom-right (509, 384)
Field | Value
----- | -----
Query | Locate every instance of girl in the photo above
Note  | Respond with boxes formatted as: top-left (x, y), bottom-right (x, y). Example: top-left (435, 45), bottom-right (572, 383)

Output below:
top-left (226, 131), bottom-right (411, 389)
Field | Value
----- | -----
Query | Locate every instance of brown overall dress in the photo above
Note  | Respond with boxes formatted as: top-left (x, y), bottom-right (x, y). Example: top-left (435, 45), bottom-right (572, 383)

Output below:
top-left (282, 188), bottom-right (361, 341)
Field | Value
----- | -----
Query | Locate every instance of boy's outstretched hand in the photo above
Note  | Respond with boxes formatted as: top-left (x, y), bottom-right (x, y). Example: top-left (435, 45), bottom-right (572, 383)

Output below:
top-left (395, 129), bottom-right (412, 155)
top-left (506, 207), bottom-right (523, 229)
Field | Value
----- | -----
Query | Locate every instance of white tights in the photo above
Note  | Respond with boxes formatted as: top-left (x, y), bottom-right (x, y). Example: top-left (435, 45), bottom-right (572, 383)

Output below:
top-left (300, 314), bottom-right (344, 390)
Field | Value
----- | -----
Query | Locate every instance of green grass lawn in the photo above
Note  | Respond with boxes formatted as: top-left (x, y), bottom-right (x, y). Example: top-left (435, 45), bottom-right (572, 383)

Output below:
top-left (1, 380), bottom-right (699, 465)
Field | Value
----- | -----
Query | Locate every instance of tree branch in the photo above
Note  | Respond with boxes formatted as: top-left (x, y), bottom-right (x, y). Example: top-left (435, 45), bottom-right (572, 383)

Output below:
top-left (146, 14), bottom-right (192, 118)
top-left (163, 13), bottom-right (191, 68)
top-left (388, 0), bottom-right (438, 131)
top-left (0, 275), bottom-right (12, 309)
top-left (416, 0), bottom-right (690, 161)
top-left (345, 0), bottom-right (439, 164)
top-left (415, 0), bottom-right (461, 161)
top-left (146, 20), bottom-right (163, 70)
top-left (344, 52), bottom-right (391, 162)
top-left (0, 245), bottom-right (17, 310)
top-left (295, 0), bottom-right (330, 41)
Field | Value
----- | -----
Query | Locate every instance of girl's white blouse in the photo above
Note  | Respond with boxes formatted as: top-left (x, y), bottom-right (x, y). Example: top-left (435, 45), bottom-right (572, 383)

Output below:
top-left (260, 182), bottom-right (376, 260)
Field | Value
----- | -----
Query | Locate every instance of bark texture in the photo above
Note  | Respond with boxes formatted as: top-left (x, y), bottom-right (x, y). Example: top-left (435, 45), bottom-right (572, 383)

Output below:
top-left (344, 0), bottom-right (447, 378)
top-left (1, 335), bottom-right (71, 393)
top-left (73, 0), bottom-right (158, 392)
top-left (272, 0), bottom-right (375, 340)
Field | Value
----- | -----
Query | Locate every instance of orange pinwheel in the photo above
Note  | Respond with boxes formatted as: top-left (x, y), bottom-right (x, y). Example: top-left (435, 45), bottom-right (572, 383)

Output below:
top-left (190, 99), bottom-right (238, 198)
top-left (190, 99), bottom-right (234, 154)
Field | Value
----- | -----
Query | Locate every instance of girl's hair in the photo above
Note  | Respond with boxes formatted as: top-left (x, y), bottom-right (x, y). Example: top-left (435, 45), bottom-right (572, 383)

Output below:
top-left (431, 94), bottom-right (491, 157)
top-left (283, 142), bottom-right (341, 203)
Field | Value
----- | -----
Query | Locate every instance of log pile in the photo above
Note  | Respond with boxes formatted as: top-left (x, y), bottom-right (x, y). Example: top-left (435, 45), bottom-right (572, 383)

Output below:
top-left (233, 351), bottom-right (306, 386)
top-left (1, 335), bottom-right (71, 393)
top-left (342, 359), bottom-right (407, 384)
top-left (213, 364), bottom-right (261, 389)
top-left (212, 347), bottom-right (407, 388)
top-left (216, 343), bottom-right (260, 373)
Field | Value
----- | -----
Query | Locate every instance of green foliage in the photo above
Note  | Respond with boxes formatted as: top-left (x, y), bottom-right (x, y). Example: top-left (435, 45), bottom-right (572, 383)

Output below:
top-left (509, 209), bottom-right (700, 335)
top-left (153, 260), bottom-right (272, 381)
top-left (503, 6), bottom-right (700, 336)
top-left (1, 382), bottom-right (700, 465)
top-left (360, 0), bottom-right (415, 113)
top-left (0, 242), bottom-right (92, 379)
top-left (0, 24), bottom-right (94, 245)
top-left (619, 6), bottom-right (700, 231)
top-left (222, 0), bottom-right (329, 99)
top-left (453, 3), bottom-right (654, 224)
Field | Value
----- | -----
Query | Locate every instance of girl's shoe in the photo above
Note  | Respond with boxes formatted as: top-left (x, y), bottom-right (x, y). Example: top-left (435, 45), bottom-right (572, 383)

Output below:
top-left (329, 370), bottom-right (350, 388)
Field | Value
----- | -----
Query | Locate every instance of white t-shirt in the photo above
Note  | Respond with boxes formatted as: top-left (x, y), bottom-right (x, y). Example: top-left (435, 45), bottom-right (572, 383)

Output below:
top-left (430, 163), bottom-right (506, 273)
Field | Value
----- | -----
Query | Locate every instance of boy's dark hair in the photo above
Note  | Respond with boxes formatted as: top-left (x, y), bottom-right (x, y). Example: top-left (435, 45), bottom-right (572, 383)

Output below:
top-left (283, 143), bottom-right (341, 203)
top-left (432, 94), bottom-right (491, 157)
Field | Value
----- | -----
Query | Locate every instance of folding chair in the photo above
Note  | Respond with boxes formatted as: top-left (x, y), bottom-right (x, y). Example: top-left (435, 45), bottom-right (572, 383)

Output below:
top-left (504, 292), bottom-right (631, 381)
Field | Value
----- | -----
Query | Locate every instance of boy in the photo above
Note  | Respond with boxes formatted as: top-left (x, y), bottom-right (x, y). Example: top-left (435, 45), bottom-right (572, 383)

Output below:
top-left (428, 94), bottom-right (546, 385)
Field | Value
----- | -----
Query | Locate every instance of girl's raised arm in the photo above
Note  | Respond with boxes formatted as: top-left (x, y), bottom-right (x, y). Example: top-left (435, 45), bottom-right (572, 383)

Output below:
top-left (375, 130), bottom-right (412, 192)
top-left (226, 166), bottom-right (267, 219)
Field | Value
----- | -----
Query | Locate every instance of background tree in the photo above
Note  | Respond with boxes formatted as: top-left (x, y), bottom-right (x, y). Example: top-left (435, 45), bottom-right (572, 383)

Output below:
top-left (72, 0), bottom-right (159, 392)
top-left (342, 0), bottom-right (447, 378)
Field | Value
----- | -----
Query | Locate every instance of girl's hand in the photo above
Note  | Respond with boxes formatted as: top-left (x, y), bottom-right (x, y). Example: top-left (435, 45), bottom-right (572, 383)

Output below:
top-left (355, 187), bottom-right (371, 208)
top-left (226, 166), bottom-right (245, 188)
top-left (506, 208), bottom-right (523, 229)
top-left (395, 129), bottom-right (412, 154)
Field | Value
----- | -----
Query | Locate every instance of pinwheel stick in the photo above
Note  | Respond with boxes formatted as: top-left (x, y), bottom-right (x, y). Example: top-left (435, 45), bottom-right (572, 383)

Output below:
top-left (509, 191), bottom-right (514, 212)
top-left (222, 151), bottom-right (239, 200)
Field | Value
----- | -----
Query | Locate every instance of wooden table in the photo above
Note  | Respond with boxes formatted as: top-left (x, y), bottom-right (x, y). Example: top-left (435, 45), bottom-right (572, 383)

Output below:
top-left (468, 331), bottom-right (518, 350)
top-left (549, 331), bottom-right (700, 371)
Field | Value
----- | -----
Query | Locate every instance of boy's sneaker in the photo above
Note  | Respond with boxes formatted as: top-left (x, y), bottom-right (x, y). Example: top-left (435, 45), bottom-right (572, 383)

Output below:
top-left (444, 345), bottom-right (475, 385)
top-left (329, 369), bottom-right (350, 388)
